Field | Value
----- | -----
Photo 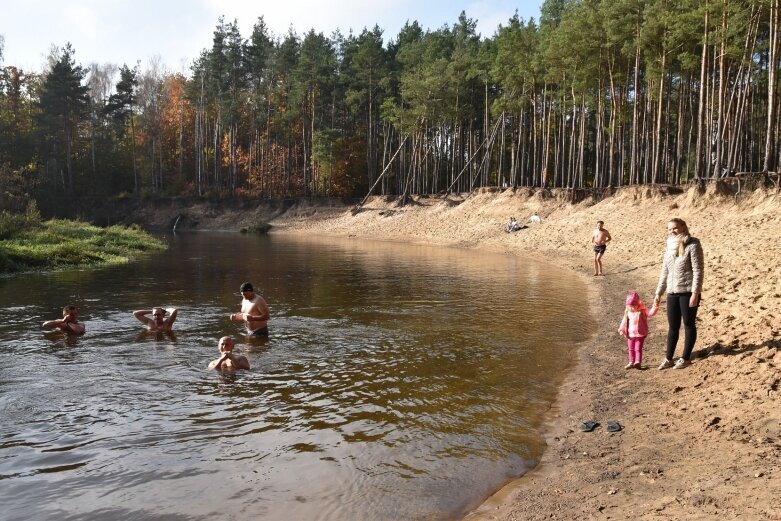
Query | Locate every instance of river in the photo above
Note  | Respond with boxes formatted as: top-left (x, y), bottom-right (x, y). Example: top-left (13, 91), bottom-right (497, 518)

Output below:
top-left (0, 232), bottom-right (592, 520)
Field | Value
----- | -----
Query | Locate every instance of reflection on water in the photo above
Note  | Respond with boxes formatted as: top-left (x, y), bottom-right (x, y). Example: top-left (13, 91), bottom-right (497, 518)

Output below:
top-left (0, 233), bottom-right (593, 520)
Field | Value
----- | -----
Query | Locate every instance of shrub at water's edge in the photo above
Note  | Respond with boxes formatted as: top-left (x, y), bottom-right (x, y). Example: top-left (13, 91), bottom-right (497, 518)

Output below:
top-left (0, 212), bottom-right (166, 273)
top-left (240, 222), bottom-right (272, 234)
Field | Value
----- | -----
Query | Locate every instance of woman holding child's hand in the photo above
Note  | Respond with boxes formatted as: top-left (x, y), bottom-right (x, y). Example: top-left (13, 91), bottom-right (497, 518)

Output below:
top-left (654, 218), bottom-right (704, 370)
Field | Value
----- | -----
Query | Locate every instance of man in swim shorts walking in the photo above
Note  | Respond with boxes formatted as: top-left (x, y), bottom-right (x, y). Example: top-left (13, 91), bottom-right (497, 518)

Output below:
top-left (230, 282), bottom-right (270, 336)
top-left (591, 220), bottom-right (612, 276)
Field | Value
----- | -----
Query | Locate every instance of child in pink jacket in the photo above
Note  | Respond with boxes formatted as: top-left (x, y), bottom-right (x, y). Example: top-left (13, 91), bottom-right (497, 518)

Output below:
top-left (618, 291), bottom-right (659, 369)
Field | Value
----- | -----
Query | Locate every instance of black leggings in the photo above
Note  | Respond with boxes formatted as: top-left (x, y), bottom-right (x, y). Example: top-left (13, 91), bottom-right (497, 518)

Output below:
top-left (666, 293), bottom-right (699, 361)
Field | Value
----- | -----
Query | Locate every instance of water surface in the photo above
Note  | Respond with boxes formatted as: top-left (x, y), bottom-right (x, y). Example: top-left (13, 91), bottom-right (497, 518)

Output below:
top-left (0, 233), bottom-right (592, 520)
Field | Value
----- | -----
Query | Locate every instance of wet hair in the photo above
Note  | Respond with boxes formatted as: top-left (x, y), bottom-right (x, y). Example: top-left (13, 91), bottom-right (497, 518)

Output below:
top-left (669, 218), bottom-right (690, 256)
top-left (63, 305), bottom-right (77, 313)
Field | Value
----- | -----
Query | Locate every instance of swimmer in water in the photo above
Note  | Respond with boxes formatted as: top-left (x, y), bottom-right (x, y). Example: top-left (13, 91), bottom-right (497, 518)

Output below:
top-left (208, 336), bottom-right (250, 371)
top-left (42, 305), bottom-right (85, 335)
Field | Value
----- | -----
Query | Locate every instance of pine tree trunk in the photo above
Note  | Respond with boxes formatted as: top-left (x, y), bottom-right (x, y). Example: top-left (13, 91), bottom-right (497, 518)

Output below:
top-left (714, 1), bottom-right (728, 178)
top-left (696, 1), bottom-right (709, 180)
top-left (653, 53), bottom-right (666, 184)
top-left (131, 110), bottom-right (138, 195)
top-left (631, 39), bottom-right (641, 184)
top-left (764, 0), bottom-right (779, 172)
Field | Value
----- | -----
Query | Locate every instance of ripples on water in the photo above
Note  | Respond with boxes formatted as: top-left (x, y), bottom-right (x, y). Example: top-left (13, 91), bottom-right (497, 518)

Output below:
top-left (0, 234), bottom-right (592, 520)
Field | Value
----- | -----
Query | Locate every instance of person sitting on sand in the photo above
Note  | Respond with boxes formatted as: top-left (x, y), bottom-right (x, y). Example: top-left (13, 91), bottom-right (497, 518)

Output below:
top-left (133, 307), bottom-right (178, 331)
top-left (231, 282), bottom-right (270, 336)
top-left (42, 305), bottom-right (86, 335)
top-left (208, 336), bottom-right (250, 371)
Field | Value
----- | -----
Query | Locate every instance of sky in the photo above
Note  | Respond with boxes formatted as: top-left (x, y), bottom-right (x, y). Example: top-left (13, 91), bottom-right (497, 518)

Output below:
top-left (1, 0), bottom-right (544, 74)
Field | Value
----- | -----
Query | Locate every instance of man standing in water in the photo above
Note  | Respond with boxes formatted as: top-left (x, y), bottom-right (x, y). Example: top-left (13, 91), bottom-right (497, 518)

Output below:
top-left (43, 305), bottom-right (86, 335)
top-left (591, 220), bottom-right (612, 276)
top-left (133, 307), bottom-right (178, 331)
top-left (230, 282), bottom-right (270, 337)
top-left (208, 336), bottom-right (250, 371)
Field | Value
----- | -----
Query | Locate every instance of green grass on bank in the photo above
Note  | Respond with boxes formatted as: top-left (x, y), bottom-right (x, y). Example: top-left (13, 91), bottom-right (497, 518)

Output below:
top-left (0, 211), bottom-right (166, 273)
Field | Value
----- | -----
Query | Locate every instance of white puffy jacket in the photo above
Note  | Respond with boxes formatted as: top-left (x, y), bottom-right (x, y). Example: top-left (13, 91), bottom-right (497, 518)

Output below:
top-left (655, 236), bottom-right (704, 296)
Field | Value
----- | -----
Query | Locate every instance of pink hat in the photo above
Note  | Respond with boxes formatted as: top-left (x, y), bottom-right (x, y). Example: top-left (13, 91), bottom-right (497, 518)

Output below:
top-left (626, 291), bottom-right (640, 306)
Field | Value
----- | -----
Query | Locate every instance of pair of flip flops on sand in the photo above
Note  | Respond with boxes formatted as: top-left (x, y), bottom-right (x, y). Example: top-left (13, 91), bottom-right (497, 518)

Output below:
top-left (579, 420), bottom-right (621, 432)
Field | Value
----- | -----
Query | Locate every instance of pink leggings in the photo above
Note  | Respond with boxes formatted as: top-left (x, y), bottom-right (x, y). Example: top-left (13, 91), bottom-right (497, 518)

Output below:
top-left (627, 337), bottom-right (645, 364)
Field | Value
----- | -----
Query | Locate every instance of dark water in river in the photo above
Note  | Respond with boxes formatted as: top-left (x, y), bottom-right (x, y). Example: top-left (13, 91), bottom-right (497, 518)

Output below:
top-left (0, 233), bottom-right (593, 521)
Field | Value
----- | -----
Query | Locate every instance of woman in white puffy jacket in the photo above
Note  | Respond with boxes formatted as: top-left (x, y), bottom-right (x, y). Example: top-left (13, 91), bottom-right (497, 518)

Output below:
top-left (653, 218), bottom-right (704, 370)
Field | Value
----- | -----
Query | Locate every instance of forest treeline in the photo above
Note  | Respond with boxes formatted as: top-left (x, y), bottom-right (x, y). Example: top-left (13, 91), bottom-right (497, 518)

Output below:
top-left (0, 0), bottom-right (779, 215)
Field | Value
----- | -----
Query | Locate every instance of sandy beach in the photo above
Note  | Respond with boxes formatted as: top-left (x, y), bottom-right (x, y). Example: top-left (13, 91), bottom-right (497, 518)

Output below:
top-left (140, 181), bottom-right (781, 519)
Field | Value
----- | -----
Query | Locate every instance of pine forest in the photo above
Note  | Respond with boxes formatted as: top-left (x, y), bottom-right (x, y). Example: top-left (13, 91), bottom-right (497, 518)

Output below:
top-left (0, 0), bottom-right (779, 215)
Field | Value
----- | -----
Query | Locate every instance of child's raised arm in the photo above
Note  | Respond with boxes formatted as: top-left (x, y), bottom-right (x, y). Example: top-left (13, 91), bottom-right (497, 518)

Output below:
top-left (647, 302), bottom-right (659, 317)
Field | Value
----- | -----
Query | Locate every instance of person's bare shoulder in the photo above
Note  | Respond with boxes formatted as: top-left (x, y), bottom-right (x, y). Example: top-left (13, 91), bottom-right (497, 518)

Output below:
top-left (234, 355), bottom-right (250, 370)
top-left (70, 322), bottom-right (86, 335)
